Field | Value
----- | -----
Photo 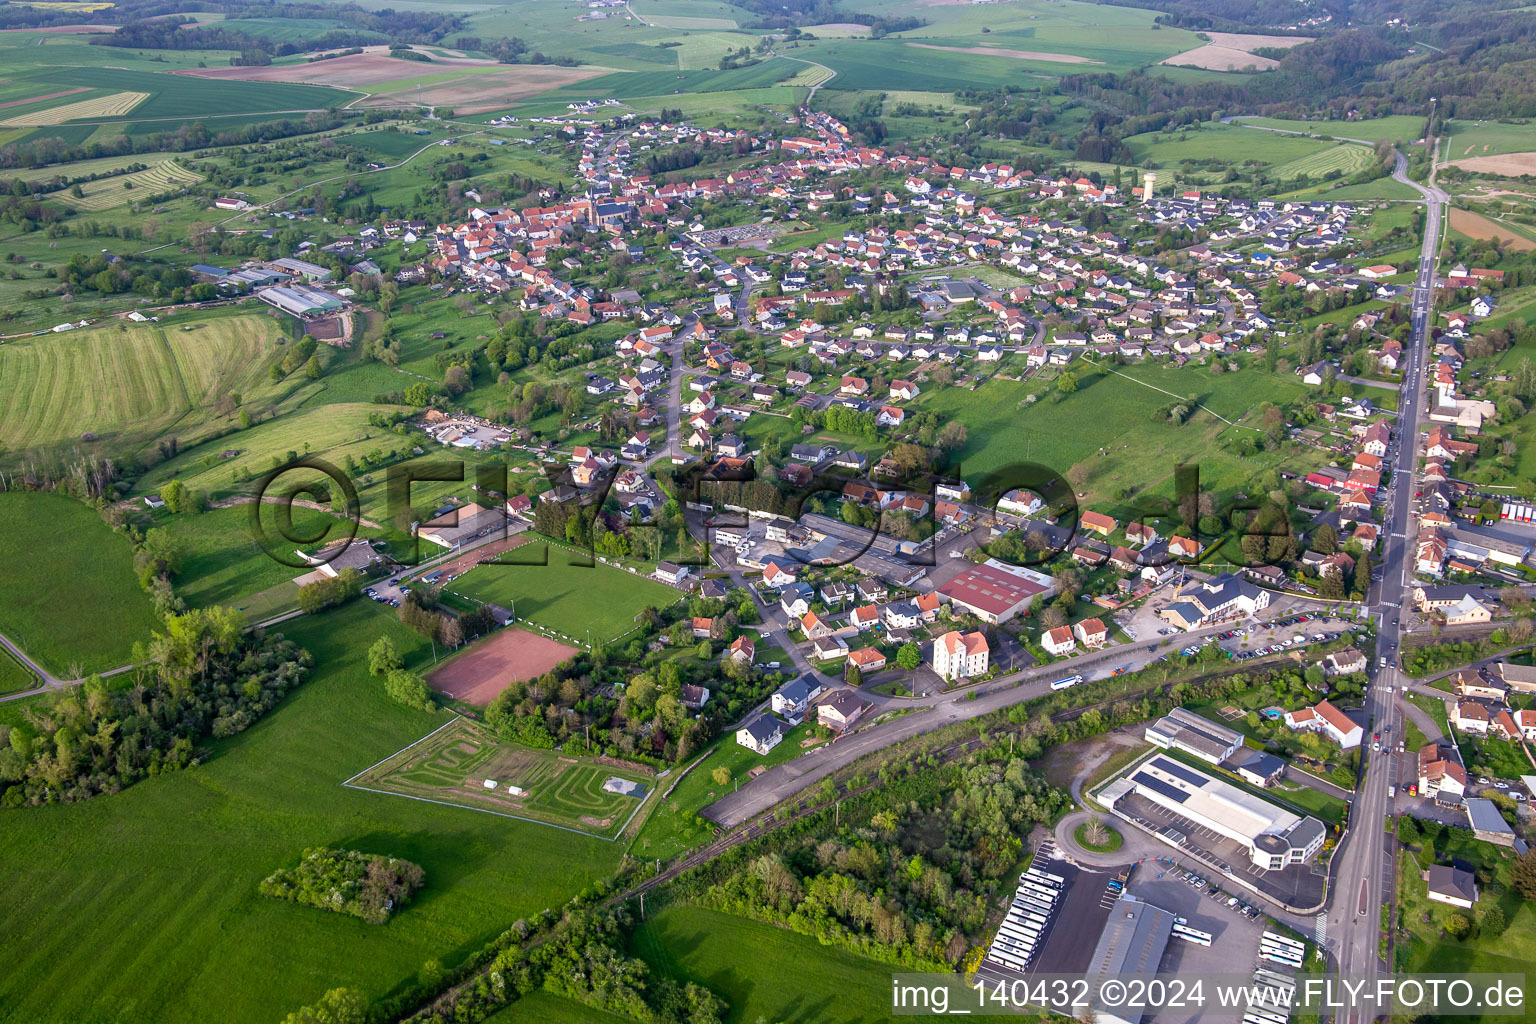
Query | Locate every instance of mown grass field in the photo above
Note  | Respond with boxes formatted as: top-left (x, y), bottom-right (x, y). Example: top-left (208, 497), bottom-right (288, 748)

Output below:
top-left (133, 398), bottom-right (408, 512)
top-left (0, 314), bottom-right (281, 461)
top-left (0, 598), bottom-right (621, 1024)
top-left (0, 492), bottom-right (161, 676)
top-left (448, 551), bottom-right (682, 646)
top-left (0, 89), bottom-right (146, 127)
top-left (353, 716), bottom-right (655, 838)
top-left (51, 158), bottom-right (203, 210)
top-left (1270, 142), bottom-right (1375, 180)
top-left (630, 906), bottom-right (952, 1024)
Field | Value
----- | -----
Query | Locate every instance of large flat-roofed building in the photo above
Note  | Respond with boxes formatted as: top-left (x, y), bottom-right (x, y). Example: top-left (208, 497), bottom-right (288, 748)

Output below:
top-left (416, 502), bottom-right (509, 551)
top-left (1085, 895), bottom-right (1175, 1024)
top-left (936, 561), bottom-right (1053, 624)
top-left (1157, 572), bottom-right (1270, 630)
top-left (1103, 754), bottom-right (1325, 871)
top-left (1144, 707), bottom-right (1242, 765)
top-left (257, 284), bottom-right (343, 317)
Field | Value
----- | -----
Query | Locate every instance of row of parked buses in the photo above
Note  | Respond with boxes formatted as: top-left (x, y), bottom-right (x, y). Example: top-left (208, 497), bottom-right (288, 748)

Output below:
top-left (1259, 931), bottom-right (1305, 969)
top-left (985, 866), bottom-right (1069, 973)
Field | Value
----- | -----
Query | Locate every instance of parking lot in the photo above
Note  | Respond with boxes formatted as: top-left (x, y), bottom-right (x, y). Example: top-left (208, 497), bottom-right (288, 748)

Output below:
top-left (1125, 869), bottom-right (1275, 1024)
top-left (1115, 792), bottom-right (1328, 910)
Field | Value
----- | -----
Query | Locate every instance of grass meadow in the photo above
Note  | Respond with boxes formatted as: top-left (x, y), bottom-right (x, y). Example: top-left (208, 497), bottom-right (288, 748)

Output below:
top-left (163, 504), bottom-right (363, 617)
top-left (1395, 831), bottom-right (1536, 1012)
top-left (914, 363), bottom-right (1322, 507)
top-left (448, 551), bottom-right (682, 646)
top-left (630, 905), bottom-right (952, 1024)
top-left (629, 718), bottom-right (820, 862)
top-left (0, 492), bottom-right (161, 676)
top-left (0, 598), bottom-right (621, 1024)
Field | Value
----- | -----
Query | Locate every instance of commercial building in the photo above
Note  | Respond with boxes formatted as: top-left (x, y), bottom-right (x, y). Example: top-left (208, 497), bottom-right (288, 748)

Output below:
top-left (1084, 895), bottom-right (1175, 1024)
top-left (937, 561), bottom-right (1053, 624)
top-left (1101, 754), bottom-right (1325, 871)
top-left (1158, 572), bottom-right (1270, 630)
top-left (257, 284), bottom-right (344, 317)
top-left (1144, 708), bottom-right (1243, 765)
top-left (416, 502), bottom-right (509, 551)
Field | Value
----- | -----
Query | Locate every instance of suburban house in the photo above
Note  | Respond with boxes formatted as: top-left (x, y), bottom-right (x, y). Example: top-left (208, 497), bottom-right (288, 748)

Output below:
top-left (1073, 618), bottom-right (1109, 648)
top-left (817, 689), bottom-right (866, 731)
top-left (848, 647), bottom-right (887, 673)
top-left (1425, 865), bottom-right (1478, 909)
top-left (932, 630), bottom-right (989, 680)
top-left (1042, 626), bottom-right (1076, 657)
top-left (736, 713), bottom-right (784, 755)
top-left (1283, 699), bottom-right (1362, 747)
top-left (1081, 511), bottom-right (1117, 536)
top-left (771, 676), bottom-right (821, 721)
top-left (1418, 743), bottom-right (1468, 799)
top-left (727, 635), bottom-right (754, 663)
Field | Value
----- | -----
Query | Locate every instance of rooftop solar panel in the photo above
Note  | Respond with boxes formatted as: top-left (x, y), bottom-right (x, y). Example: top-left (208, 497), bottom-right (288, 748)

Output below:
top-left (1132, 771), bottom-right (1191, 804)
top-left (1152, 756), bottom-right (1212, 789)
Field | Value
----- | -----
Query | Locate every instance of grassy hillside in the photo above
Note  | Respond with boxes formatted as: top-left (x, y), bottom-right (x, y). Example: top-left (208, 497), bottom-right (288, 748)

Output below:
top-left (0, 599), bottom-right (620, 1024)
top-left (0, 314), bottom-right (282, 461)
top-left (0, 492), bottom-right (160, 676)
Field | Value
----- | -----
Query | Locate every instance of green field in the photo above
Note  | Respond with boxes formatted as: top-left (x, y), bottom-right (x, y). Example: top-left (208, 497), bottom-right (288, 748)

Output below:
top-left (916, 363), bottom-right (1322, 506)
top-left (631, 716), bottom-right (820, 861)
top-left (14, 64), bottom-right (350, 121)
top-left (349, 715), bottom-right (657, 838)
top-left (1444, 118), bottom-right (1536, 158)
top-left (486, 990), bottom-right (631, 1024)
top-left (0, 598), bottom-right (621, 1024)
top-left (166, 504), bottom-right (356, 618)
top-left (0, 644), bottom-right (40, 696)
top-left (0, 314), bottom-right (282, 462)
top-left (133, 398), bottom-right (410, 512)
top-left (1237, 114), bottom-right (1429, 145)
top-left (1127, 122), bottom-right (1334, 176)
top-left (0, 492), bottom-right (161, 676)
top-left (630, 906), bottom-right (951, 1024)
top-left (51, 159), bottom-right (204, 210)
top-left (448, 550), bottom-right (682, 646)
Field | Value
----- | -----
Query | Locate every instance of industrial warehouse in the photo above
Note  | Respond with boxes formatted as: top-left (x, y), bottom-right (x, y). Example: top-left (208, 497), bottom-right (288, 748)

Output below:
top-left (1100, 755), bottom-right (1327, 872)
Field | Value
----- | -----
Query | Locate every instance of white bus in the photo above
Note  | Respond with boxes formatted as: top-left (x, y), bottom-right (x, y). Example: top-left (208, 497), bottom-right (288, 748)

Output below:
top-left (1050, 675), bottom-right (1083, 691)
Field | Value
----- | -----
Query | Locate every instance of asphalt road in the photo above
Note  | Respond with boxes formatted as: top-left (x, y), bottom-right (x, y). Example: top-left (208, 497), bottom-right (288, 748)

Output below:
top-left (702, 600), bottom-right (1350, 827)
top-left (1324, 142), bottom-right (1446, 1020)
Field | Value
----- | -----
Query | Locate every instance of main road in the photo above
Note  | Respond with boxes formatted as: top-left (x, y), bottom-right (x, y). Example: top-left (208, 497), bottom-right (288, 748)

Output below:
top-left (1324, 141), bottom-right (1446, 1019)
